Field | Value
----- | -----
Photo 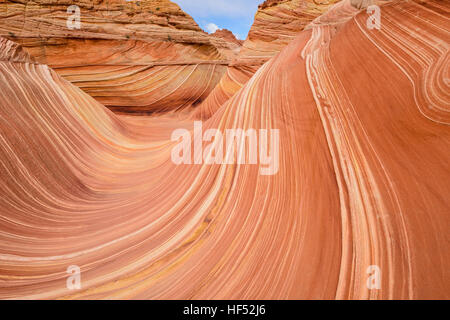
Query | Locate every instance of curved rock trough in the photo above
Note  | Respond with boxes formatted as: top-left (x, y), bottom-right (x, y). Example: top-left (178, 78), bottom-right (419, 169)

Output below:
top-left (0, 0), bottom-right (448, 299)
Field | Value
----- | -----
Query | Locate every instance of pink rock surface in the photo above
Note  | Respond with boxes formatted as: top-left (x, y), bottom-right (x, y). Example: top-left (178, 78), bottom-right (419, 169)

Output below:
top-left (0, 0), bottom-right (448, 299)
top-left (193, 0), bottom-right (342, 119)
top-left (0, 0), bottom-right (241, 113)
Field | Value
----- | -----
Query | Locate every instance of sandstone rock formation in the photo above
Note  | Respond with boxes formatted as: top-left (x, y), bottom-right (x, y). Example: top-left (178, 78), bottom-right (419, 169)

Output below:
top-left (239, 0), bottom-right (341, 66)
top-left (0, 0), bottom-right (241, 113)
top-left (0, 0), bottom-right (449, 300)
top-left (212, 29), bottom-right (244, 46)
top-left (0, 37), bottom-right (36, 63)
top-left (194, 0), bottom-right (347, 119)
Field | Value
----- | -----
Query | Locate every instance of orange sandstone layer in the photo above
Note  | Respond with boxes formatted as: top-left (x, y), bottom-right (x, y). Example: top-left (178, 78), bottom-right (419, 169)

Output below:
top-left (194, 0), bottom-right (342, 119)
top-left (239, 0), bottom-right (342, 65)
top-left (0, 0), bottom-right (241, 113)
top-left (0, 0), bottom-right (449, 299)
top-left (212, 29), bottom-right (244, 46)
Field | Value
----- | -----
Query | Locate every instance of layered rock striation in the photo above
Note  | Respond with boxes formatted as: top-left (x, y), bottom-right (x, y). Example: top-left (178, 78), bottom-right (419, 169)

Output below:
top-left (0, 0), bottom-right (242, 113)
top-left (0, 0), bottom-right (449, 300)
top-left (194, 0), bottom-right (343, 119)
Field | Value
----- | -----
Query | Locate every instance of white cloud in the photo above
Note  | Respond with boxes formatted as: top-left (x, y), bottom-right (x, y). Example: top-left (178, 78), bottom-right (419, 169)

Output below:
top-left (205, 23), bottom-right (219, 34)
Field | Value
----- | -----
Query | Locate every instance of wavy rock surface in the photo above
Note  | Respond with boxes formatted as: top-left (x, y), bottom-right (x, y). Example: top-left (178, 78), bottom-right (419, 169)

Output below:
top-left (212, 29), bottom-right (244, 46)
top-left (194, 0), bottom-right (342, 119)
top-left (0, 37), bottom-right (36, 63)
top-left (0, 0), bottom-right (241, 113)
top-left (0, 0), bottom-right (449, 299)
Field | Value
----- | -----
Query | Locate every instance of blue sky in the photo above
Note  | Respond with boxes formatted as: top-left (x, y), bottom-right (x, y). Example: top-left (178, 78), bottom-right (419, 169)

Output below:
top-left (174, 0), bottom-right (262, 40)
